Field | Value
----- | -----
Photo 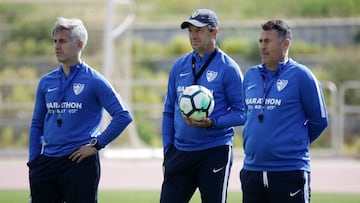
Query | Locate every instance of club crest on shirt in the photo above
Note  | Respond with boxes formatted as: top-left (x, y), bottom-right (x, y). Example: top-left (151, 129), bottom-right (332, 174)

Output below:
top-left (206, 70), bottom-right (218, 82)
top-left (277, 79), bottom-right (288, 92)
top-left (191, 10), bottom-right (201, 18)
top-left (73, 83), bottom-right (85, 95)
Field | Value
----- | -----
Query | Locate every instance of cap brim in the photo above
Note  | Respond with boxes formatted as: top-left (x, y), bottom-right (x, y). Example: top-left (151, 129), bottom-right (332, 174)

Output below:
top-left (180, 20), bottom-right (208, 29)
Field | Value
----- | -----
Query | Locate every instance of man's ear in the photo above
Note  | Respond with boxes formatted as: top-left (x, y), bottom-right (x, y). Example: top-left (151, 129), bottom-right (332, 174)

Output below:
top-left (284, 38), bottom-right (291, 48)
top-left (212, 28), bottom-right (218, 35)
top-left (78, 40), bottom-right (84, 50)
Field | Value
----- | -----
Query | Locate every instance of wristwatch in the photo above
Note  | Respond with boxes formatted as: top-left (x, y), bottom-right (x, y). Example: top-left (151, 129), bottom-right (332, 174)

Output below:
top-left (89, 138), bottom-right (103, 150)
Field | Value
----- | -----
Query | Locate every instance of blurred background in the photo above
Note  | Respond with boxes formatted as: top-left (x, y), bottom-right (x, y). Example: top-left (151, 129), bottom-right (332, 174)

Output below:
top-left (0, 0), bottom-right (360, 158)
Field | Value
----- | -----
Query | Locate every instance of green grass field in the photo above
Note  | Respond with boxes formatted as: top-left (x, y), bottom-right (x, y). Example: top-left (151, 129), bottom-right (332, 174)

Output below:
top-left (1, 190), bottom-right (360, 203)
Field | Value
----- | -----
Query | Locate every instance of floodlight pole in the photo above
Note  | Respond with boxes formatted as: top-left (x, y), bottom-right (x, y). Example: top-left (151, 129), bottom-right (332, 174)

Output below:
top-left (103, 0), bottom-right (115, 80)
top-left (103, 0), bottom-right (135, 79)
top-left (103, 0), bottom-right (143, 147)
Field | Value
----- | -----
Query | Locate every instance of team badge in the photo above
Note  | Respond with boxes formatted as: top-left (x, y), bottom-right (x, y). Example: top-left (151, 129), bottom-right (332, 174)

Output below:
top-left (191, 10), bottom-right (201, 18)
top-left (206, 70), bottom-right (218, 82)
top-left (73, 83), bottom-right (85, 95)
top-left (277, 79), bottom-right (288, 92)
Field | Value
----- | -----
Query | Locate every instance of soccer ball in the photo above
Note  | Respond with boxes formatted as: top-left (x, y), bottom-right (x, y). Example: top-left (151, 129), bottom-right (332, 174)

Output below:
top-left (179, 85), bottom-right (215, 121)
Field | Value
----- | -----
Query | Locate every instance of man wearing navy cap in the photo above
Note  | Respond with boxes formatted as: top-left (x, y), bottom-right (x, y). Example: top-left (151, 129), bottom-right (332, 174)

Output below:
top-left (160, 9), bottom-right (245, 203)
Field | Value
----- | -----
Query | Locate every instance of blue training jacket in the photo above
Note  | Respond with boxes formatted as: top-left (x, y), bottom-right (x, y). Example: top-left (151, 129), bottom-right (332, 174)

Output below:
top-left (162, 48), bottom-right (246, 153)
top-left (29, 62), bottom-right (132, 162)
top-left (242, 58), bottom-right (328, 172)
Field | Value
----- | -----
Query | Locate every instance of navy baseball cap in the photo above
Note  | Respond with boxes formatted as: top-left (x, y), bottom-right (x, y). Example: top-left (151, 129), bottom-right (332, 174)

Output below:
top-left (181, 9), bottom-right (219, 29)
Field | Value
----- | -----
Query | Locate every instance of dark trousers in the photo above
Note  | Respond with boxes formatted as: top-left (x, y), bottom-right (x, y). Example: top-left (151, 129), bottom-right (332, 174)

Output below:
top-left (240, 169), bottom-right (311, 203)
top-left (160, 145), bottom-right (233, 203)
top-left (28, 154), bottom-right (100, 203)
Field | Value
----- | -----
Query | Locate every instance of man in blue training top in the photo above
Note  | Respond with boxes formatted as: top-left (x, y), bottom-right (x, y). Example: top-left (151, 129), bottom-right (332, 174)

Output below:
top-left (240, 19), bottom-right (328, 203)
top-left (28, 17), bottom-right (132, 203)
top-left (160, 9), bottom-right (246, 203)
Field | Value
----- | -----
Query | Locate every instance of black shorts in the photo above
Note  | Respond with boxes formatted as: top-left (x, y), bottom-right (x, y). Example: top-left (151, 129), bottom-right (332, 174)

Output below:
top-left (28, 154), bottom-right (100, 203)
top-left (160, 145), bottom-right (233, 203)
top-left (240, 169), bottom-right (311, 203)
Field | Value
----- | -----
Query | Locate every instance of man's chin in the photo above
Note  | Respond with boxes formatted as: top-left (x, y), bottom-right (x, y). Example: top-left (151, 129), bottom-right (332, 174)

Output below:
top-left (56, 57), bottom-right (64, 63)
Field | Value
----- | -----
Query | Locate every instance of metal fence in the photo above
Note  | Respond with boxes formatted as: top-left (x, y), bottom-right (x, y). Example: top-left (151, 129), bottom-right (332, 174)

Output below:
top-left (1, 79), bottom-right (360, 155)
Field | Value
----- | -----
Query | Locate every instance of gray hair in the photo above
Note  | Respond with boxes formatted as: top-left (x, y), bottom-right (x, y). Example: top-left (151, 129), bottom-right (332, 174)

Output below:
top-left (52, 17), bottom-right (88, 50)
